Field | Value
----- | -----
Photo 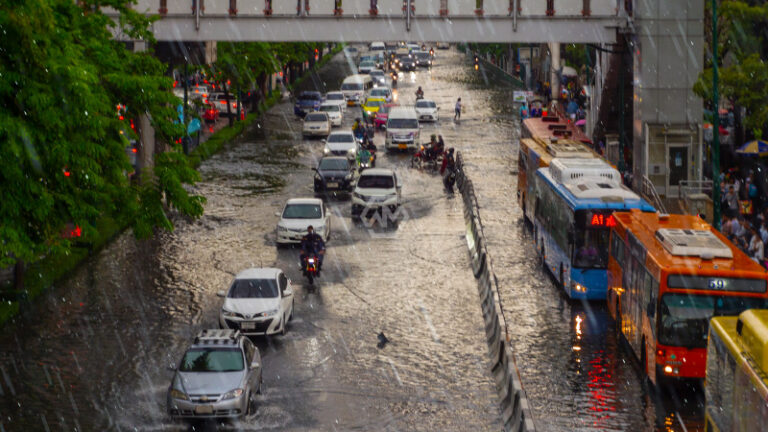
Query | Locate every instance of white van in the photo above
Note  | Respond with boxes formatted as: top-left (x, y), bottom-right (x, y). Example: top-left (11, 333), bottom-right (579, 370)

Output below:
top-left (341, 74), bottom-right (373, 106)
top-left (369, 42), bottom-right (386, 53)
top-left (385, 107), bottom-right (420, 151)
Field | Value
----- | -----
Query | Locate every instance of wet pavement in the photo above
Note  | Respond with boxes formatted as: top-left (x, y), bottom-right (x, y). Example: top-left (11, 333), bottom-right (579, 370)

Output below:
top-left (0, 49), bottom-right (500, 431)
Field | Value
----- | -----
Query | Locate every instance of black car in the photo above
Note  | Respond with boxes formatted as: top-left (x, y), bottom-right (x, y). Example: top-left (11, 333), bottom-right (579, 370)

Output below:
top-left (397, 54), bottom-right (416, 71)
top-left (314, 157), bottom-right (356, 193)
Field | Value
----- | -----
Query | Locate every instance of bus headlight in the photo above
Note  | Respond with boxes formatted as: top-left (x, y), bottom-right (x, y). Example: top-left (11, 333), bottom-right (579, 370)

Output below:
top-left (571, 282), bottom-right (587, 293)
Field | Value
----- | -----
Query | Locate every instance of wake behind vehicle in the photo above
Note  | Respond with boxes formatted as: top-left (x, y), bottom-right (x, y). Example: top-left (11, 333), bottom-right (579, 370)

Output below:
top-left (167, 329), bottom-right (263, 421)
top-left (351, 168), bottom-right (402, 220)
top-left (294, 91), bottom-right (323, 117)
top-left (217, 268), bottom-right (294, 336)
top-left (303, 254), bottom-right (320, 285)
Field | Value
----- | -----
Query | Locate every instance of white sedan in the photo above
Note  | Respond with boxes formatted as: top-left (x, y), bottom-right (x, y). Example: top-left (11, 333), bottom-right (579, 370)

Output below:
top-left (414, 99), bottom-right (439, 122)
top-left (325, 91), bottom-right (347, 113)
top-left (302, 112), bottom-right (331, 137)
top-left (276, 198), bottom-right (330, 244)
top-left (318, 102), bottom-right (343, 127)
top-left (217, 268), bottom-right (294, 336)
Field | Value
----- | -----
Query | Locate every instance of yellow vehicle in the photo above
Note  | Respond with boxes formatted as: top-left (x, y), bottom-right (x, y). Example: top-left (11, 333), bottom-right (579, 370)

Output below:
top-left (705, 309), bottom-right (768, 431)
top-left (362, 97), bottom-right (387, 117)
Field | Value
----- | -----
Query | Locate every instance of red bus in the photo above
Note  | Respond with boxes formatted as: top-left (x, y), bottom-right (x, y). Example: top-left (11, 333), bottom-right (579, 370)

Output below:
top-left (607, 210), bottom-right (768, 384)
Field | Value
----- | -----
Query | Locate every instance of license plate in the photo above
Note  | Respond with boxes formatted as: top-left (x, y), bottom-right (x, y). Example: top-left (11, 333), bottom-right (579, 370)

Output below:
top-left (327, 182), bottom-right (338, 188)
top-left (195, 405), bottom-right (213, 414)
top-left (240, 321), bottom-right (255, 330)
top-left (398, 144), bottom-right (407, 149)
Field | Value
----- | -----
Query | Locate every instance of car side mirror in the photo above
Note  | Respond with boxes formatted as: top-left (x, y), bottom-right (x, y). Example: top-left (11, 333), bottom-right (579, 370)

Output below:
top-left (250, 361), bottom-right (260, 369)
top-left (321, 139), bottom-right (327, 144)
top-left (275, 212), bottom-right (281, 217)
top-left (312, 167), bottom-right (318, 172)
top-left (167, 364), bottom-right (177, 371)
top-left (283, 288), bottom-right (293, 297)
top-left (216, 290), bottom-right (226, 298)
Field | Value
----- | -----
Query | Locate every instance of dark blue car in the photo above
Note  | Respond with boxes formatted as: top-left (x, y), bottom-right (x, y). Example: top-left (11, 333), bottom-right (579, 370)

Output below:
top-left (294, 91), bottom-right (323, 116)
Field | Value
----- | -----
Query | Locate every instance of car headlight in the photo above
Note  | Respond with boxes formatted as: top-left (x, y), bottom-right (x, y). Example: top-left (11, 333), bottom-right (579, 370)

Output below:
top-left (170, 388), bottom-right (189, 401)
top-left (347, 148), bottom-right (356, 156)
top-left (258, 309), bottom-right (279, 317)
top-left (221, 388), bottom-right (244, 401)
top-left (222, 309), bottom-right (239, 318)
top-left (315, 225), bottom-right (324, 233)
top-left (277, 225), bottom-right (288, 232)
top-left (344, 173), bottom-right (353, 180)
top-left (315, 173), bottom-right (322, 181)
top-left (323, 147), bottom-right (330, 154)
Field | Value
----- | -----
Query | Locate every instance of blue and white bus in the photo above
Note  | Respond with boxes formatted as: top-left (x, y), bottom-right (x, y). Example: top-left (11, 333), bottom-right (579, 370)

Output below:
top-left (532, 158), bottom-right (656, 300)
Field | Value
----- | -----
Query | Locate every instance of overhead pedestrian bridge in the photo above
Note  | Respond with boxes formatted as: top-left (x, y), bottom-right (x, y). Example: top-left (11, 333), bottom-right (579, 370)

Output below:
top-left (107, 0), bottom-right (631, 43)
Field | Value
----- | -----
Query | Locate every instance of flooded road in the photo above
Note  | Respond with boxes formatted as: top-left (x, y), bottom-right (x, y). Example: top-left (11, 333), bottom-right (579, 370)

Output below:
top-left (0, 50), bottom-right (500, 431)
top-left (442, 51), bottom-right (705, 431)
top-left (0, 46), bottom-right (708, 432)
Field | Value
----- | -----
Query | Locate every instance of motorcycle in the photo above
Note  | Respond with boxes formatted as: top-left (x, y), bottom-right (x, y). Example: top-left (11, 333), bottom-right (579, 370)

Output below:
top-left (303, 254), bottom-right (320, 285)
top-left (443, 166), bottom-right (457, 190)
top-left (359, 144), bottom-right (377, 170)
top-left (411, 145), bottom-right (442, 171)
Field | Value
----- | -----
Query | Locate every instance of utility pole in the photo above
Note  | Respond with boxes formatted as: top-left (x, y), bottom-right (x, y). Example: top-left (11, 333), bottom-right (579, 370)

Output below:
top-left (712, 0), bottom-right (721, 230)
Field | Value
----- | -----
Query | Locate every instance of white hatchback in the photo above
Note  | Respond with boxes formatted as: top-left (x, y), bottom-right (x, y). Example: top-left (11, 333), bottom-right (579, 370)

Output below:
top-left (217, 268), bottom-right (294, 336)
top-left (276, 198), bottom-right (330, 244)
top-left (414, 99), bottom-right (439, 122)
top-left (318, 102), bottom-right (343, 127)
top-left (302, 112), bottom-right (331, 137)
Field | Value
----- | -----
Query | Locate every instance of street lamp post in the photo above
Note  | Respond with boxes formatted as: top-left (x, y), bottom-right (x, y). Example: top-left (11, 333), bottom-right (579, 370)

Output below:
top-left (712, 0), bottom-right (721, 229)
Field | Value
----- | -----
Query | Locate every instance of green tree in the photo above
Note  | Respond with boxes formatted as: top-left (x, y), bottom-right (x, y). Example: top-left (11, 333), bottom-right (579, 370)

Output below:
top-left (0, 0), bottom-right (204, 268)
top-left (695, 0), bottom-right (768, 137)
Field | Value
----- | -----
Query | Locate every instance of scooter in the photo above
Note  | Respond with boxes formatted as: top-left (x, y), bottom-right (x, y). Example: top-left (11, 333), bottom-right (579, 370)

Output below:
top-left (411, 145), bottom-right (441, 171)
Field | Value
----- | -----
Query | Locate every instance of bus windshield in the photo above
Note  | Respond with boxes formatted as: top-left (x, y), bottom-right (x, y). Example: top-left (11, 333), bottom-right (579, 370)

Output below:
top-left (659, 293), bottom-right (768, 348)
top-left (572, 210), bottom-right (612, 269)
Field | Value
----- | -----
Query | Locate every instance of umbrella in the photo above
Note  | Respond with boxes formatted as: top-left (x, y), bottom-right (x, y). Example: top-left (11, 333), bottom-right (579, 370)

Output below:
top-left (736, 140), bottom-right (768, 156)
top-left (575, 119), bottom-right (586, 126)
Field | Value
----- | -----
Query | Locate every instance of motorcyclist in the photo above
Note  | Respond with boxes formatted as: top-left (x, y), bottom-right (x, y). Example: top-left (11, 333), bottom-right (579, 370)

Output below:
top-left (300, 225), bottom-right (325, 273)
top-left (436, 135), bottom-right (445, 155)
top-left (415, 86), bottom-right (424, 99)
top-left (424, 134), bottom-right (438, 160)
top-left (440, 147), bottom-right (455, 175)
top-left (353, 117), bottom-right (364, 137)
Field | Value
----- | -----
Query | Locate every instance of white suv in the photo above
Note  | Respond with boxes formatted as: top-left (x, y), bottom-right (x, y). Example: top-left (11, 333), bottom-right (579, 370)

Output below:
top-left (351, 168), bottom-right (402, 219)
top-left (217, 268), bottom-right (294, 336)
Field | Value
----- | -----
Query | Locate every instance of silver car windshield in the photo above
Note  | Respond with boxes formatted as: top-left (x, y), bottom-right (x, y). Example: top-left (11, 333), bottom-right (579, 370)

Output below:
top-left (180, 348), bottom-right (244, 372)
top-left (283, 204), bottom-right (322, 219)
top-left (305, 113), bottom-right (327, 122)
top-left (328, 134), bottom-right (354, 143)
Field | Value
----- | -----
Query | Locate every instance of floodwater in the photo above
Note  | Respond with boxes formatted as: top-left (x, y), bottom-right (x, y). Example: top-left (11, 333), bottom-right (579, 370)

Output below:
top-left (0, 46), bottom-right (706, 432)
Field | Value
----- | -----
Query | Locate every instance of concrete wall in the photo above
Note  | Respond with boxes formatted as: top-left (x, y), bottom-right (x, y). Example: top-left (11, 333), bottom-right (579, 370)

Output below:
top-left (632, 0), bottom-right (703, 196)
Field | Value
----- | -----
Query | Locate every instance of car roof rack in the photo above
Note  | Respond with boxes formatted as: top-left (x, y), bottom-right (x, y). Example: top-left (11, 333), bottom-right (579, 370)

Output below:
top-left (194, 329), bottom-right (240, 345)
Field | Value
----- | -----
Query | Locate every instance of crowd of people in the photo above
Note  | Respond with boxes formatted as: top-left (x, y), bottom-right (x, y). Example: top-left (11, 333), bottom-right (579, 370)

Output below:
top-left (719, 167), bottom-right (767, 268)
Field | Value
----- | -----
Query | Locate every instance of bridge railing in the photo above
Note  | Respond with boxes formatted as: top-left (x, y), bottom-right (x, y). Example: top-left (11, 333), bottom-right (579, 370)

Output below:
top-left (131, 0), bottom-right (626, 18)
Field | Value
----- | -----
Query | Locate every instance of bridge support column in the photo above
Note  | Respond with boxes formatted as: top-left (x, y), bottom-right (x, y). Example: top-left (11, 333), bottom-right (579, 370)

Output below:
top-left (631, 1), bottom-right (703, 197)
top-left (549, 42), bottom-right (560, 101)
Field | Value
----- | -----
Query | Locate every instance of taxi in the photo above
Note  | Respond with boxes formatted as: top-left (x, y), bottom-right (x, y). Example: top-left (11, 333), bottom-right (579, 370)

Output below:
top-left (362, 97), bottom-right (387, 118)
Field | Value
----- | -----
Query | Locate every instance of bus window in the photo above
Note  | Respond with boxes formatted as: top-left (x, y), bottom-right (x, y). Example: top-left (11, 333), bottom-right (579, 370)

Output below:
top-left (660, 294), bottom-right (768, 348)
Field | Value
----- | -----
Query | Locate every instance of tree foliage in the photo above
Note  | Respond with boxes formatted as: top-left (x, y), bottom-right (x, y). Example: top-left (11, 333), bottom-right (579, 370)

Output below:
top-left (0, 0), bottom-right (204, 268)
top-left (695, 0), bottom-right (768, 138)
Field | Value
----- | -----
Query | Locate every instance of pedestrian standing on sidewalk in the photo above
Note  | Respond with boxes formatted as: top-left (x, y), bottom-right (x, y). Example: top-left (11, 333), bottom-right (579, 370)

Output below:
top-left (454, 97), bottom-right (462, 121)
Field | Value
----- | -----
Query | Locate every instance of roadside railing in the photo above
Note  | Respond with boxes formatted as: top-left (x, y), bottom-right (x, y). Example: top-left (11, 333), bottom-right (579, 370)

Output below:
top-left (455, 151), bottom-right (537, 432)
top-left (638, 174), bottom-right (667, 214)
top-left (678, 179), bottom-right (714, 201)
